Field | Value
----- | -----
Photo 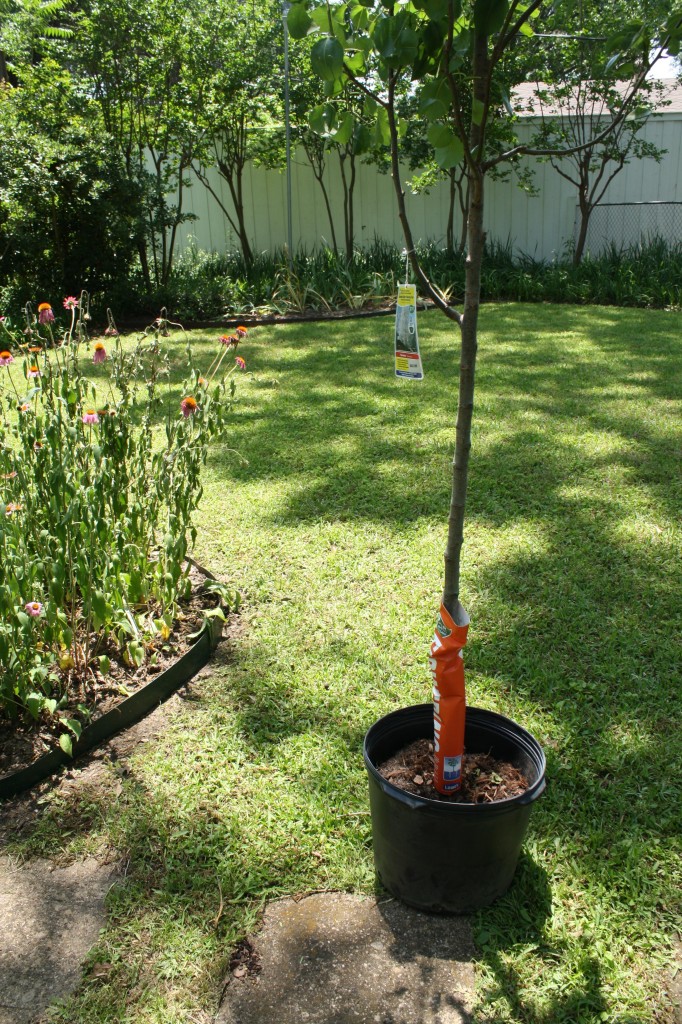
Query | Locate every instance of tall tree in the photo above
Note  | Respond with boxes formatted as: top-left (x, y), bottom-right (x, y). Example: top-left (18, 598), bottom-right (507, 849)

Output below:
top-left (74, 0), bottom-right (205, 289)
top-left (516, 0), bottom-right (670, 265)
top-left (189, 0), bottom-right (284, 267)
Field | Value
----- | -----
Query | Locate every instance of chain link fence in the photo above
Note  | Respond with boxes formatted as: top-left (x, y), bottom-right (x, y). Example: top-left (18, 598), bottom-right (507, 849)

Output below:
top-left (580, 201), bottom-right (682, 256)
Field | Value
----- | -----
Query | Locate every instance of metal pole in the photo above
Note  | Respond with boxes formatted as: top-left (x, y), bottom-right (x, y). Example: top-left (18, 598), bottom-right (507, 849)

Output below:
top-left (282, 1), bottom-right (293, 267)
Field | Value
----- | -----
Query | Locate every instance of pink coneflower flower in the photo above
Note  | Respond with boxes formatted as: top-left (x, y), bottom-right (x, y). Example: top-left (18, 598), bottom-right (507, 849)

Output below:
top-left (63, 296), bottom-right (79, 310)
top-left (0, 316), bottom-right (6, 323)
top-left (27, 364), bottom-right (40, 378)
top-left (33, 441), bottom-right (44, 451)
top-left (219, 334), bottom-right (236, 347)
top-left (38, 303), bottom-right (55, 324)
top-left (197, 376), bottom-right (208, 387)
top-left (25, 601), bottom-right (43, 617)
top-left (93, 342), bottom-right (107, 363)
top-left (104, 326), bottom-right (118, 337)
top-left (0, 350), bottom-right (13, 366)
top-left (180, 395), bottom-right (198, 418)
top-left (5, 502), bottom-right (22, 514)
top-left (18, 403), bottom-right (29, 414)
top-left (2, 471), bottom-right (17, 479)
top-left (236, 326), bottom-right (248, 337)
top-left (235, 356), bottom-right (246, 370)
top-left (82, 409), bottom-right (99, 425)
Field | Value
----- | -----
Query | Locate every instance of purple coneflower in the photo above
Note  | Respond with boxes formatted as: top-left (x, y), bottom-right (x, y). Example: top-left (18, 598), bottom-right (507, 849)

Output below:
top-left (5, 502), bottom-right (22, 514)
top-left (25, 601), bottom-right (43, 617)
top-left (82, 409), bottom-right (99, 425)
top-left (0, 350), bottom-right (13, 366)
top-left (181, 395), bottom-right (198, 418)
top-left (27, 365), bottom-right (40, 378)
top-left (63, 296), bottom-right (79, 310)
top-left (235, 356), bottom-right (246, 370)
top-left (38, 303), bottom-right (55, 324)
top-left (236, 326), bottom-right (248, 337)
top-left (93, 342), bottom-right (107, 363)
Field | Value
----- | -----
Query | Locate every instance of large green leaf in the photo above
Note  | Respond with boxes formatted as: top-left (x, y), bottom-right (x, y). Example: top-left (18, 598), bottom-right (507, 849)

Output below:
top-left (373, 13), bottom-right (419, 66)
top-left (311, 37), bottom-right (345, 81)
top-left (287, 4), bottom-right (314, 39)
top-left (310, 102), bottom-right (337, 136)
top-left (427, 123), bottom-right (464, 168)
top-left (333, 110), bottom-right (355, 145)
top-left (418, 77), bottom-right (450, 121)
top-left (473, 0), bottom-right (509, 36)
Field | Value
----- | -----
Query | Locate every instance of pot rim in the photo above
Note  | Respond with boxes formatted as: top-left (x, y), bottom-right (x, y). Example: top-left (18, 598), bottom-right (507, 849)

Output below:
top-left (363, 703), bottom-right (546, 812)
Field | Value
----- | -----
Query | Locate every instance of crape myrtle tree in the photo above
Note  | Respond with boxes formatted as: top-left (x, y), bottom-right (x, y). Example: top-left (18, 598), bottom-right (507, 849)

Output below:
top-left (189, 0), bottom-right (284, 267)
top-left (515, 0), bottom-right (672, 265)
top-left (290, 35), bottom-right (392, 256)
top-left (287, 0), bottom-right (682, 788)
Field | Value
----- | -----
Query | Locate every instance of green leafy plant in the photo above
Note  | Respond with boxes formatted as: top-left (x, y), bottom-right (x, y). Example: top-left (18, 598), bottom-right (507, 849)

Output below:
top-left (0, 295), bottom-right (247, 746)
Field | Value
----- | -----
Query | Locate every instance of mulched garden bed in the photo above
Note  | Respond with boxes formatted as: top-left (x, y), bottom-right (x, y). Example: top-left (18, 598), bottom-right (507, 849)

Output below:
top-left (378, 738), bottom-right (528, 803)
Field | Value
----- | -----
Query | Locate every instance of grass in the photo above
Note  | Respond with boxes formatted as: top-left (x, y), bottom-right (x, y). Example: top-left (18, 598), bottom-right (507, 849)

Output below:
top-left (4, 303), bottom-right (681, 1023)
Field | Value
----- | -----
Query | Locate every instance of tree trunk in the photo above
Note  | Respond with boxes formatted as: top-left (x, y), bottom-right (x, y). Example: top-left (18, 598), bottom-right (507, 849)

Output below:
top-left (574, 196), bottom-right (592, 265)
top-left (441, 32), bottom-right (488, 624)
top-left (447, 169), bottom-right (455, 252)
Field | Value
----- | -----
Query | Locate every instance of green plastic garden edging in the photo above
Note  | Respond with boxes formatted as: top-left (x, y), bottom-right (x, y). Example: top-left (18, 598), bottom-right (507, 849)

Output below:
top-left (0, 617), bottom-right (222, 800)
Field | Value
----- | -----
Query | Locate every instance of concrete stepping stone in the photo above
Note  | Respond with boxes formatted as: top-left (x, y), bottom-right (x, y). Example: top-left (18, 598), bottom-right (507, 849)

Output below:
top-left (0, 856), bottom-right (116, 1024)
top-left (217, 892), bottom-right (475, 1024)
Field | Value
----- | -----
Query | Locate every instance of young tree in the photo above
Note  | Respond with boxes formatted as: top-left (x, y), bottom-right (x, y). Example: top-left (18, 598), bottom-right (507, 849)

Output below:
top-left (520, 59), bottom-right (667, 262)
top-left (288, 0), bottom-right (682, 791)
top-left (189, 0), bottom-right (284, 267)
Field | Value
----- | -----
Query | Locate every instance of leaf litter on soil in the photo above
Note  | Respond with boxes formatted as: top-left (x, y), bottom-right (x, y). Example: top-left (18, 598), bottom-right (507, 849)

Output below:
top-left (378, 739), bottom-right (528, 802)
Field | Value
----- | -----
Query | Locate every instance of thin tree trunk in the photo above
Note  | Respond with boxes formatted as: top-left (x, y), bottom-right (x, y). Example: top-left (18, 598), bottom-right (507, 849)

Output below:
top-left (447, 169), bottom-right (456, 251)
top-left (441, 32), bottom-right (488, 623)
top-left (574, 196), bottom-right (591, 265)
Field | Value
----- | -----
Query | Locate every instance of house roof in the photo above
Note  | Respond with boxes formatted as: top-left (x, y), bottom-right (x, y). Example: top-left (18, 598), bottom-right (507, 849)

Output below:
top-left (513, 79), bottom-right (682, 117)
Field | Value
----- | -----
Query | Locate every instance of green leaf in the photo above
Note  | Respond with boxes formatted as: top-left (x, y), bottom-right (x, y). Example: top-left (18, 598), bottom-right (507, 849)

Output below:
top-left (426, 123), bottom-right (464, 167)
top-left (287, 3), bottom-right (314, 39)
top-left (25, 693), bottom-right (43, 720)
top-left (60, 717), bottom-right (82, 740)
top-left (310, 102), bottom-right (337, 136)
top-left (472, 97), bottom-right (485, 125)
top-left (333, 110), bottom-right (355, 145)
top-left (59, 733), bottom-right (73, 757)
top-left (473, 0), bottom-right (508, 36)
top-left (311, 37), bottom-right (345, 82)
top-left (373, 13), bottom-right (419, 66)
top-left (98, 655), bottom-right (111, 675)
top-left (418, 77), bottom-right (450, 121)
top-left (373, 107), bottom-right (391, 147)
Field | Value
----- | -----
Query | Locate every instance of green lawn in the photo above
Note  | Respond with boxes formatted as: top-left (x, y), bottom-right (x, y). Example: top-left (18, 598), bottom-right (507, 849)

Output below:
top-left (9, 304), bottom-right (681, 1023)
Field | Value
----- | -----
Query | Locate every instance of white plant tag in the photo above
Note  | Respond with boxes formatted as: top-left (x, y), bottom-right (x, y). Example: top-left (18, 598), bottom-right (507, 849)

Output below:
top-left (394, 283), bottom-right (424, 380)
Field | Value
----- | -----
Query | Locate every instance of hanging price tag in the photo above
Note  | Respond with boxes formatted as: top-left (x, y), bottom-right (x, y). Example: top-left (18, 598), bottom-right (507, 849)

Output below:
top-left (394, 283), bottom-right (424, 380)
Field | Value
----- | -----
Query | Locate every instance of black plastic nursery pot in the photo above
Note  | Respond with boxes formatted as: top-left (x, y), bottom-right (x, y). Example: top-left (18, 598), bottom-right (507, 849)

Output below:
top-left (363, 703), bottom-right (546, 914)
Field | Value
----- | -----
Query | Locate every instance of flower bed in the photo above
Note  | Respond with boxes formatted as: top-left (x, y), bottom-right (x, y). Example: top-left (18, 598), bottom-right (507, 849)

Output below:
top-left (0, 295), bottom-right (247, 755)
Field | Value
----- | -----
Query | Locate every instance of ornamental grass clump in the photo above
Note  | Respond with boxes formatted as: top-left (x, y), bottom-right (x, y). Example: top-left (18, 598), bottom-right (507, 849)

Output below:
top-left (0, 299), bottom-right (247, 753)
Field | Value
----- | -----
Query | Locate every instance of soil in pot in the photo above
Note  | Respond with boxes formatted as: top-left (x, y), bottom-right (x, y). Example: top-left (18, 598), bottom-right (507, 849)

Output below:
top-left (378, 738), bottom-right (528, 803)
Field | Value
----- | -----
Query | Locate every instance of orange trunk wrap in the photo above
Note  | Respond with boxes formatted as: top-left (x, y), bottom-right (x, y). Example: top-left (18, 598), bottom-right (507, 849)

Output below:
top-left (430, 604), bottom-right (469, 794)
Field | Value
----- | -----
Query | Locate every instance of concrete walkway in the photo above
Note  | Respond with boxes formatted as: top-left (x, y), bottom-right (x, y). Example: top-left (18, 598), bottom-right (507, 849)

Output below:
top-left (217, 893), bottom-right (475, 1024)
top-left (0, 856), bottom-right (117, 1024)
